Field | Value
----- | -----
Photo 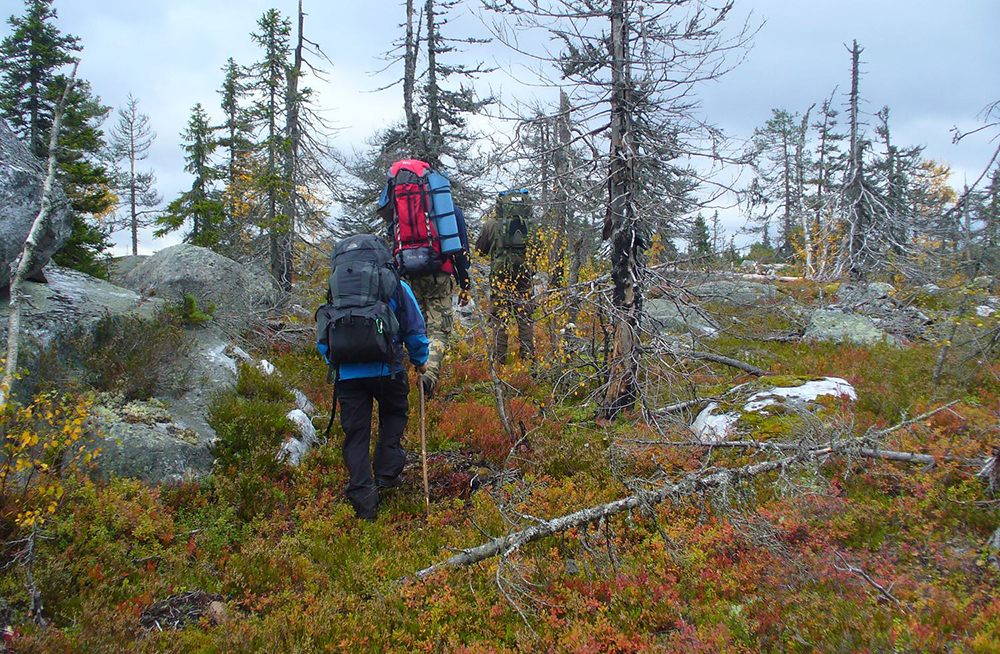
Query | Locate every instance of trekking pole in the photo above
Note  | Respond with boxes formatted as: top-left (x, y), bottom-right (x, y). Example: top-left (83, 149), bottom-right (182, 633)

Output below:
top-left (419, 372), bottom-right (430, 519)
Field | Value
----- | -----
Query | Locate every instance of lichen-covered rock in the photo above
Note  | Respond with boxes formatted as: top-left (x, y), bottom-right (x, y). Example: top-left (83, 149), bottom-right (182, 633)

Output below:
top-left (691, 377), bottom-right (857, 442)
top-left (88, 328), bottom-right (241, 483)
top-left (645, 298), bottom-right (719, 337)
top-left (0, 120), bottom-right (72, 288)
top-left (972, 276), bottom-right (997, 291)
top-left (805, 309), bottom-right (902, 348)
top-left (835, 281), bottom-right (896, 310)
top-left (686, 280), bottom-right (778, 307)
top-left (122, 244), bottom-right (277, 330)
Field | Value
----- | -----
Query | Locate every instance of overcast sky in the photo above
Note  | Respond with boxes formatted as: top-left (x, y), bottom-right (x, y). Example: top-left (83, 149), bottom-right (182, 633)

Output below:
top-left (2, 0), bottom-right (997, 255)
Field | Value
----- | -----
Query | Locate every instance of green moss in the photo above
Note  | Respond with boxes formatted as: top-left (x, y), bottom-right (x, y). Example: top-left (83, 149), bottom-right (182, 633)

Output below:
top-left (758, 374), bottom-right (822, 388)
top-left (734, 406), bottom-right (803, 441)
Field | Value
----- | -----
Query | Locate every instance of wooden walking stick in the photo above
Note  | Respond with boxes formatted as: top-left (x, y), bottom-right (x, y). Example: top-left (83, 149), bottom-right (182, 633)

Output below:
top-left (419, 375), bottom-right (430, 518)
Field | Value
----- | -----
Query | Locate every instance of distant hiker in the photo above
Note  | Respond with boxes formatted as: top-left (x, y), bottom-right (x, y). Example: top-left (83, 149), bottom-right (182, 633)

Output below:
top-left (377, 159), bottom-right (472, 398)
top-left (316, 234), bottom-right (430, 521)
top-left (475, 189), bottom-right (535, 363)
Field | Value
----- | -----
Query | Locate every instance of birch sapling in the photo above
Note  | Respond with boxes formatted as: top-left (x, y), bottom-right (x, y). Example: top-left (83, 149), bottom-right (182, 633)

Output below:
top-left (0, 64), bottom-right (77, 406)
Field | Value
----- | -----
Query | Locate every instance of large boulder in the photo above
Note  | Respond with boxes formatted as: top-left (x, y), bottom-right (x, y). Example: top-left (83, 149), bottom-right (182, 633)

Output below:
top-left (107, 254), bottom-right (148, 286)
top-left (0, 120), bottom-right (72, 288)
top-left (805, 308), bottom-right (901, 348)
top-left (686, 280), bottom-right (778, 307)
top-left (0, 265), bottom-right (163, 354)
top-left (123, 244), bottom-right (277, 330)
top-left (645, 297), bottom-right (719, 337)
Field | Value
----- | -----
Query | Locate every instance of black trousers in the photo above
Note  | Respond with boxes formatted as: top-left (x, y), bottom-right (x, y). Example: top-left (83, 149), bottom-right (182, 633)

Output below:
top-left (336, 374), bottom-right (410, 518)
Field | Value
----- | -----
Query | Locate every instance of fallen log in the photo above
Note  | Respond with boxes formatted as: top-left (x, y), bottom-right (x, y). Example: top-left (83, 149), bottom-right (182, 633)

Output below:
top-left (628, 439), bottom-right (987, 467)
top-left (413, 447), bottom-right (826, 580)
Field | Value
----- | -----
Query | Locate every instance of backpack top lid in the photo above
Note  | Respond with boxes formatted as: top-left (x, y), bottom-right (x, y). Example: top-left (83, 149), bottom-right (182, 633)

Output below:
top-left (330, 234), bottom-right (398, 306)
top-left (390, 159), bottom-right (431, 178)
top-left (332, 233), bottom-right (394, 266)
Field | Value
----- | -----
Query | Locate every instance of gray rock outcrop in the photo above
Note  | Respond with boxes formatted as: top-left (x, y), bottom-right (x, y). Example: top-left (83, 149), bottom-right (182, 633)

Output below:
top-left (123, 244), bottom-right (277, 329)
top-left (92, 328), bottom-right (241, 484)
top-left (645, 297), bottom-right (719, 337)
top-left (107, 254), bottom-right (148, 286)
top-left (835, 282), bottom-right (896, 311)
top-left (0, 120), bottom-right (72, 288)
top-left (0, 265), bottom-right (163, 354)
top-left (686, 280), bottom-right (778, 307)
top-left (805, 308), bottom-right (901, 348)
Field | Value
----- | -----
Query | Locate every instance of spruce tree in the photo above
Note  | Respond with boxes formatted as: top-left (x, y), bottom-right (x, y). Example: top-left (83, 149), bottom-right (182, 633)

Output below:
top-left (247, 9), bottom-right (292, 288)
top-left (689, 213), bottom-right (712, 256)
top-left (155, 103), bottom-right (223, 246)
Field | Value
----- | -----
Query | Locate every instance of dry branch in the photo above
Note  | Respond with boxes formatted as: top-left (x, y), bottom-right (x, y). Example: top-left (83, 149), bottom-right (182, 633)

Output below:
top-left (673, 350), bottom-right (767, 376)
top-left (641, 439), bottom-right (986, 468)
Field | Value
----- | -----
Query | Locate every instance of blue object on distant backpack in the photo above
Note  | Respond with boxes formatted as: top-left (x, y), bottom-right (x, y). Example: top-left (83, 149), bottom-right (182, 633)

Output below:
top-left (427, 171), bottom-right (462, 255)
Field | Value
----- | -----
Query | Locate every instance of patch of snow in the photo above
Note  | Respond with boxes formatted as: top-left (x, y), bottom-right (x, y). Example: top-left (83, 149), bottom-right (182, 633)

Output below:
top-left (292, 389), bottom-right (315, 416)
top-left (279, 437), bottom-right (309, 466)
top-left (228, 345), bottom-right (253, 362)
top-left (976, 305), bottom-right (996, 318)
top-left (690, 377), bottom-right (857, 444)
top-left (690, 402), bottom-right (740, 443)
top-left (258, 359), bottom-right (276, 375)
top-left (280, 409), bottom-right (317, 466)
top-left (743, 377), bottom-right (856, 413)
top-left (203, 342), bottom-right (237, 374)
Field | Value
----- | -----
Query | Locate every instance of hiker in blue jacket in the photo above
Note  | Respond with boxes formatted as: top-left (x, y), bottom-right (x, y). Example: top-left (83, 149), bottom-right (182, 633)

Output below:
top-left (318, 277), bottom-right (430, 521)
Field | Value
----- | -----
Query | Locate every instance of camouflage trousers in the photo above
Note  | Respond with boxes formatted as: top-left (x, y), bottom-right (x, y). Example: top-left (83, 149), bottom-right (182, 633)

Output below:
top-left (407, 274), bottom-right (455, 389)
top-left (488, 270), bottom-right (535, 363)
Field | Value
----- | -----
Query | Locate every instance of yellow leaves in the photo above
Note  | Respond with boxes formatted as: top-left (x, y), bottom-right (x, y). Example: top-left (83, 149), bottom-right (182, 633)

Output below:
top-left (3, 392), bottom-right (95, 535)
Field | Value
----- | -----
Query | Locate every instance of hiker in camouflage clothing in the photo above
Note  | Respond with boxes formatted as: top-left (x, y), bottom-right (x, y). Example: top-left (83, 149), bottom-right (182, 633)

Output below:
top-left (377, 186), bottom-right (472, 398)
top-left (475, 190), bottom-right (535, 363)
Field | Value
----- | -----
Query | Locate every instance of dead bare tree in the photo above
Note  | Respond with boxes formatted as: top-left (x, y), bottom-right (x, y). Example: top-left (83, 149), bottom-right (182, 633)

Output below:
top-left (484, 0), bottom-right (756, 418)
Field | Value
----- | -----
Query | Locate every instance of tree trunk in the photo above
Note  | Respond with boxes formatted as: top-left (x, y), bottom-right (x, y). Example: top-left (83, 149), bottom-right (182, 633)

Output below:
top-left (403, 0), bottom-right (420, 143)
top-left (844, 40), bottom-right (864, 274)
top-left (1, 67), bottom-right (76, 406)
top-left (277, 0), bottom-right (305, 296)
top-left (552, 91), bottom-right (571, 286)
top-left (130, 138), bottom-right (138, 256)
top-left (601, 0), bottom-right (642, 420)
top-left (412, 446), bottom-right (826, 580)
top-left (425, 0), bottom-right (441, 164)
top-left (796, 106), bottom-right (814, 276)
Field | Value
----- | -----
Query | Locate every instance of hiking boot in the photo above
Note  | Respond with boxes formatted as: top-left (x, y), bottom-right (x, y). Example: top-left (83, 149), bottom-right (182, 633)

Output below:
top-left (375, 475), bottom-right (403, 490)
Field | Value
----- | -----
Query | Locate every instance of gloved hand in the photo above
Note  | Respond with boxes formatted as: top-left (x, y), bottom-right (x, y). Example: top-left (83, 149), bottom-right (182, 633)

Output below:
top-left (458, 289), bottom-right (471, 306)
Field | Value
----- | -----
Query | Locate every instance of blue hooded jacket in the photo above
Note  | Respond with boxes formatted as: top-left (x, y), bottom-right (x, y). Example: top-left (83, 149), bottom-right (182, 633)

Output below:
top-left (317, 280), bottom-right (430, 380)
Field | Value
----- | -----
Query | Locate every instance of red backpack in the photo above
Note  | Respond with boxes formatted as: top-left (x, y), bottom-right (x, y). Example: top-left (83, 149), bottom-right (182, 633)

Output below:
top-left (388, 159), bottom-right (454, 278)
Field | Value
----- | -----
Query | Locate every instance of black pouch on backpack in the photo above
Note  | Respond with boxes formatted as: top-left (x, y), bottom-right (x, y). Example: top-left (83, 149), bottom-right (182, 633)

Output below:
top-left (397, 246), bottom-right (442, 278)
top-left (317, 303), bottom-right (399, 365)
